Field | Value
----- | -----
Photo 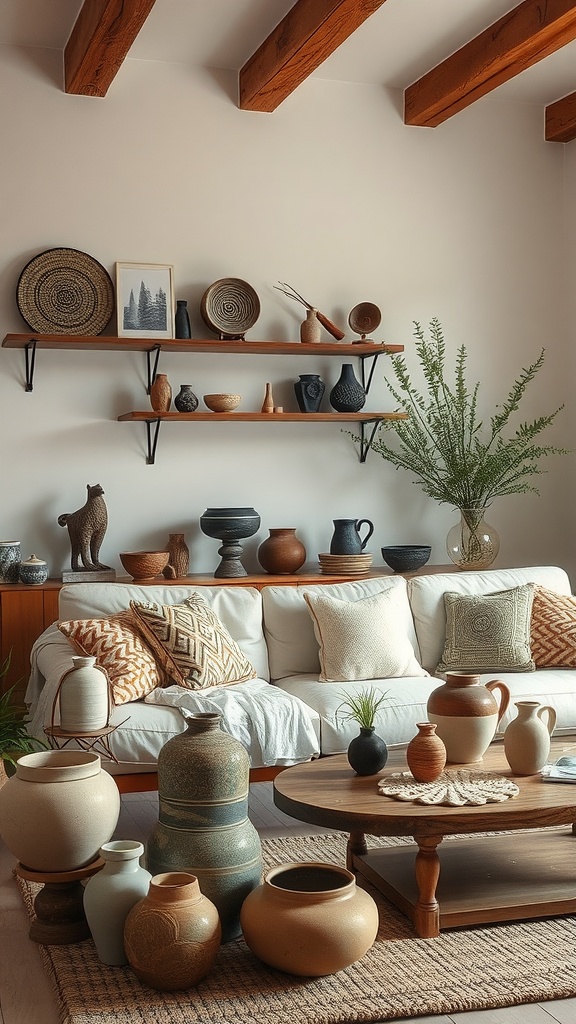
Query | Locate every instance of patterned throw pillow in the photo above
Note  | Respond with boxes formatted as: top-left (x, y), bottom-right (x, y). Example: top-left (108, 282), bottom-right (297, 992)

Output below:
top-left (303, 587), bottom-right (426, 682)
top-left (436, 585), bottom-right (535, 674)
top-left (531, 585), bottom-right (576, 666)
top-left (58, 610), bottom-right (164, 705)
top-left (130, 595), bottom-right (257, 689)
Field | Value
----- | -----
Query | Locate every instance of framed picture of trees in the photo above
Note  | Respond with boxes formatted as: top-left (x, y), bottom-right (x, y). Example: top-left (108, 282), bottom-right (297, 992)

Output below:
top-left (115, 262), bottom-right (175, 339)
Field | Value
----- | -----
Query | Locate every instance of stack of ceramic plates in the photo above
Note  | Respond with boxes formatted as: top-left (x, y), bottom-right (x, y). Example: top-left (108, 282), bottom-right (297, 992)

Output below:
top-left (318, 552), bottom-right (373, 575)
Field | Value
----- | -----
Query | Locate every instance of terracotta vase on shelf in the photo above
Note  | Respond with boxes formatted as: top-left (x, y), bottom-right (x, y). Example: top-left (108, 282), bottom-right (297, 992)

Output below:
top-left (257, 528), bottom-right (306, 574)
top-left (427, 672), bottom-right (510, 763)
top-left (150, 373), bottom-right (172, 413)
top-left (240, 861), bottom-right (378, 976)
top-left (162, 532), bottom-right (189, 579)
top-left (406, 722), bottom-right (446, 782)
top-left (300, 308), bottom-right (322, 344)
top-left (261, 382), bottom-right (274, 413)
top-left (504, 700), bottom-right (556, 775)
top-left (124, 871), bottom-right (221, 991)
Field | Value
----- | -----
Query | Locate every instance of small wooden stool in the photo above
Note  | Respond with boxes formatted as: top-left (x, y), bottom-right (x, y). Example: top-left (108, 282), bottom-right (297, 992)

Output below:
top-left (15, 857), bottom-right (104, 944)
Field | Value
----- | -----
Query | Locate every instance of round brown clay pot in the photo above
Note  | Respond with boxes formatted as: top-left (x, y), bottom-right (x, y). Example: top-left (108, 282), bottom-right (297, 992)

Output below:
top-left (406, 722), bottom-right (446, 782)
top-left (427, 672), bottom-right (510, 763)
top-left (124, 872), bottom-right (221, 991)
top-left (240, 861), bottom-right (378, 976)
top-left (257, 528), bottom-right (306, 575)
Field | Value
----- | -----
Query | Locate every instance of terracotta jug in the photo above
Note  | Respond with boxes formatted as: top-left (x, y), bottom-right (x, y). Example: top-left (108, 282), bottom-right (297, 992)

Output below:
top-left (426, 672), bottom-right (510, 763)
top-left (504, 700), bottom-right (556, 775)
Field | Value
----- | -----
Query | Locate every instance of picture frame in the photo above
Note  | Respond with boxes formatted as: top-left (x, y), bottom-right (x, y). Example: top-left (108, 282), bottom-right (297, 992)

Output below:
top-left (115, 262), bottom-right (175, 339)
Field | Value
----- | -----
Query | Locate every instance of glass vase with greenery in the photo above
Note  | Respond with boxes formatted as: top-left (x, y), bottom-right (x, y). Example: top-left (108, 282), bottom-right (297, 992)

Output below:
top-left (364, 319), bottom-right (568, 567)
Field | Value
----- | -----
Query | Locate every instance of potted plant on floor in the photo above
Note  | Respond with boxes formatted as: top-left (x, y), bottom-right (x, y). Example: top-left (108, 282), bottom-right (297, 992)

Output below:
top-left (0, 654), bottom-right (46, 787)
top-left (364, 319), bottom-right (568, 568)
top-left (337, 688), bottom-right (390, 775)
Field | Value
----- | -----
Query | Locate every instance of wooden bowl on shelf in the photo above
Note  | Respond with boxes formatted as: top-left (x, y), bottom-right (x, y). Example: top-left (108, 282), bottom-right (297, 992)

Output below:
top-left (203, 393), bottom-right (242, 413)
top-left (119, 550), bottom-right (169, 581)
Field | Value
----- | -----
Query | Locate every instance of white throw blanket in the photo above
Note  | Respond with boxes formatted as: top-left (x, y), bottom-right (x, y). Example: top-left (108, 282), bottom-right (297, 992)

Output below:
top-left (145, 681), bottom-right (320, 766)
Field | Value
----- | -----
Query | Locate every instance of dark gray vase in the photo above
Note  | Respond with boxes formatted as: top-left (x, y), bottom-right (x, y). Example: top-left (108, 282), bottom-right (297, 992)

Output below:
top-left (174, 300), bottom-right (191, 339)
top-left (199, 506), bottom-right (261, 577)
top-left (174, 385), bottom-right (198, 413)
top-left (329, 363), bottom-right (366, 412)
top-left (294, 373), bottom-right (325, 413)
top-left (146, 713), bottom-right (262, 943)
top-left (347, 727), bottom-right (388, 776)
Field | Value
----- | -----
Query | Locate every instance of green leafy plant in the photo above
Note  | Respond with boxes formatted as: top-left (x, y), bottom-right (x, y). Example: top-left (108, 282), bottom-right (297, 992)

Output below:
top-left (336, 687), bottom-right (390, 730)
top-left (0, 654), bottom-right (46, 770)
top-left (364, 318), bottom-right (568, 510)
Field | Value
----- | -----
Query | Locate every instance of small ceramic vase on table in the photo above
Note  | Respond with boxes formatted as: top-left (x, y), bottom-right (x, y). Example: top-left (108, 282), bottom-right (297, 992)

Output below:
top-left (347, 726), bottom-right (388, 776)
top-left (83, 840), bottom-right (152, 965)
top-left (406, 722), bottom-right (447, 782)
top-left (427, 672), bottom-right (510, 763)
top-left (257, 528), bottom-right (306, 574)
top-left (19, 554), bottom-right (49, 585)
top-left (124, 871), bottom-right (221, 990)
top-left (504, 700), bottom-right (556, 775)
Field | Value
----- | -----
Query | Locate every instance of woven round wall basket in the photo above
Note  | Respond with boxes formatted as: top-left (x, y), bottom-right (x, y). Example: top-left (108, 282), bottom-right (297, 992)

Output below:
top-left (16, 247), bottom-right (115, 335)
top-left (200, 278), bottom-right (260, 339)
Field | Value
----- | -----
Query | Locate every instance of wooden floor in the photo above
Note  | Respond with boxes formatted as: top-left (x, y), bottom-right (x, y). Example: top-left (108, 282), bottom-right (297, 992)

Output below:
top-left (1, 783), bottom-right (575, 1024)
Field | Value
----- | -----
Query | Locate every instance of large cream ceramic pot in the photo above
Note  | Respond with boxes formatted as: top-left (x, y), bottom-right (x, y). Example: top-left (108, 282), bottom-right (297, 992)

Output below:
top-left (0, 750), bottom-right (120, 871)
top-left (427, 672), bottom-right (510, 763)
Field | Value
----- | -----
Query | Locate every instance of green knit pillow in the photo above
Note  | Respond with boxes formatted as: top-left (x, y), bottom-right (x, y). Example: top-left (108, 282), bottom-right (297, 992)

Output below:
top-left (437, 585), bottom-right (535, 674)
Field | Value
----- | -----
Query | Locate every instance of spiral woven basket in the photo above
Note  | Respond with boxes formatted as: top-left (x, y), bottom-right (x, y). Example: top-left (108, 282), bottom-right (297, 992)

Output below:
top-left (200, 278), bottom-right (260, 339)
top-left (16, 247), bottom-right (114, 335)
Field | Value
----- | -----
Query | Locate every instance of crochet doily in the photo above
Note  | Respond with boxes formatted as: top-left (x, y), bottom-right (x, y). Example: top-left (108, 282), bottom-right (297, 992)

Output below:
top-left (378, 769), bottom-right (519, 806)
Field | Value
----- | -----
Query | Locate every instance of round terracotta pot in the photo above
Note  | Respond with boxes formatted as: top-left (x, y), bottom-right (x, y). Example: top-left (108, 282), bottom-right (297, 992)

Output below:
top-left (406, 722), bottom-right (447, 782)
top-left (427, 672), bottom-right (510, 763)
top-left (240, 861), bottom-right (378, 976)
top-left (257, 528), bottom-right (306, 574)
top-left (124, 872), bottom-right (221, 991)
top-left (0, 750), bottom-right (120, 871)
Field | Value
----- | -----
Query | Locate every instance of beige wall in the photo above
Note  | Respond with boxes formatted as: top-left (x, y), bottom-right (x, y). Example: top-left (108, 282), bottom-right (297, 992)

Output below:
top-left (0, 44), bottom-right (572, 579)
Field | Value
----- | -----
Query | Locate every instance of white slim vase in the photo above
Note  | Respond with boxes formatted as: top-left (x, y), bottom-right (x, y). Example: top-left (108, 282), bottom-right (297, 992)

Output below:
top-left (58, 656), bottom-right (109, 732)
top-left (83, 840), bottom-right (152, 965)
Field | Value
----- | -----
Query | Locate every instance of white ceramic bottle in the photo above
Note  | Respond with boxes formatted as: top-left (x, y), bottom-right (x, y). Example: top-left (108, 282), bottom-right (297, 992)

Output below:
top-left (58, 656), bottom-right (109, 732)
top-left (84, 841), bottom-right (152, 965)
top-left (504, 700), bottom-right (556, 775)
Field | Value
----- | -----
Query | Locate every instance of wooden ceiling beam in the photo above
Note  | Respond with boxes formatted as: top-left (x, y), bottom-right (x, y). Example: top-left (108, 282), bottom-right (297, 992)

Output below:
top-left (405, 0), bottom-right (576, 129)
top-left (64, 0), bottom-right (157, 97)
top-left (546, 91), bottom-right (576, 142)
top-left (239, 0), bottom-right (388, 112)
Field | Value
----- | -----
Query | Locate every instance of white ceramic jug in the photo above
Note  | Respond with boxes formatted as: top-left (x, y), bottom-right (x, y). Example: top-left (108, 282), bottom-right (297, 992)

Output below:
top-left (504, 700), bottom-right (556, 775)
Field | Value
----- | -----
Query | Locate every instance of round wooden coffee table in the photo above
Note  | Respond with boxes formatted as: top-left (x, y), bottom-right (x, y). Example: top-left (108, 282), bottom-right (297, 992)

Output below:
top-left (273, 738), bottom-right (576, 938)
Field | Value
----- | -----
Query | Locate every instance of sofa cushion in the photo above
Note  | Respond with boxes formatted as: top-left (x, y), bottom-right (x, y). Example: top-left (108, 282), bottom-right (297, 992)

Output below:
top-left (531, 586), bottom-right (576, 667)
top-left (303, 587), bottom-right (427, 682)
top-left (263, 576), bottom-right (420, 680)
top-left (58, 611), bottom-right (164, 705)
top-left (408, 566), bottom-right (571, 673)
top-left (58, 582), bottom-right (270, 681)
top-left (436, 585), bottom-right (535, 674)
top-left (130, 595), bottom-right (257, 689)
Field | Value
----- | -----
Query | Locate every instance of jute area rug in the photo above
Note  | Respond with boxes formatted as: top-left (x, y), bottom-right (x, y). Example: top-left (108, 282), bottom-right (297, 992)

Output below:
top-left (15, 831), bottom-right (576, 1024)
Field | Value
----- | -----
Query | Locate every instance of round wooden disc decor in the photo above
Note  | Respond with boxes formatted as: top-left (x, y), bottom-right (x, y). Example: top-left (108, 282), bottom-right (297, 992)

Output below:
top-left (16, 247), bottom-right (114, 335)
top-left (200, 278), bottom-right (260, 338)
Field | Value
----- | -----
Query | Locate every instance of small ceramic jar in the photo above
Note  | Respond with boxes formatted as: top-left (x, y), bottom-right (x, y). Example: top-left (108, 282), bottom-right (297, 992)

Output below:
top-left (19, 554), bottom-right (49, 585)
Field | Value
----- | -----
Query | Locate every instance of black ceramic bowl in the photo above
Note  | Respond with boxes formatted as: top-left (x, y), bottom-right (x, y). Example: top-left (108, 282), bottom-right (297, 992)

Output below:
top-left (381, 545), bottom-right (431, 573)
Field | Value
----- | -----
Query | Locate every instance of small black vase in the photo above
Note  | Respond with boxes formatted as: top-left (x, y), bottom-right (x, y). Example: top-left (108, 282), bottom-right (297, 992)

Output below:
top-left (175, 300), bottom-right (191, 339)
top-left (347, 727), bottom-right (388, 776)
top-left (330, 363), bottom-right (366, 412)
top-left (174, 384), bottom-right (198, 413)
top-left (294, 373), bottom-right (325, 413)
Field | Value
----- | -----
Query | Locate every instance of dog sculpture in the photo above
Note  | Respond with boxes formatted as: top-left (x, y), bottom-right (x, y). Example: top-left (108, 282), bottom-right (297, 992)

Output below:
top-left (58, 483), bottom-right (112, 571)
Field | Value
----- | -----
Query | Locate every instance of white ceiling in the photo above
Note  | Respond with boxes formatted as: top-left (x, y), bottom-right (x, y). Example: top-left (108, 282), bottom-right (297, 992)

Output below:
top-left (1, 0), bottom-right (575, 106)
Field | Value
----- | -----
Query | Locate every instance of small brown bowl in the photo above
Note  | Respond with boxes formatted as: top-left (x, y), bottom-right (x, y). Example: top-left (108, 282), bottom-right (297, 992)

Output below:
top-left (203, 393), bottom-right (241, 413)
top-left (119, 550), bottom-right (170, 580)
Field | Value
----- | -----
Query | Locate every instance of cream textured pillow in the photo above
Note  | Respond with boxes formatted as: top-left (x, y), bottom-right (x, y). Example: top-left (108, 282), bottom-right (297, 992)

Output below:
top-left (58, 610), bottom-right (164, 705)
top-left (531, 585), bottom-right (576, 667)
top-left (130, 595), bottom-right (257, 689)
top-left (303, 587), bottom-right (426, 682)
top-left (437, 585), bottom-right (535, 674)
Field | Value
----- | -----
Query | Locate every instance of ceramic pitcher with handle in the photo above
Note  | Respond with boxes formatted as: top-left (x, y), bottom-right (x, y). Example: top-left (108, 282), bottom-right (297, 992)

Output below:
top-left (427, 672), bottom-right (510, 763)
top-left (504, 700), bottom-right (556, 775)
top-left (329, 518), bottom-right (374, 554)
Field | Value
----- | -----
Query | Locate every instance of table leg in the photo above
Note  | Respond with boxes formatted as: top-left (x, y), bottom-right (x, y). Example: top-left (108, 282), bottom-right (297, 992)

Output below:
top-left (346, 830), bottom-right (368, 869)
top-left (413, 835), bottom-right (442, 938)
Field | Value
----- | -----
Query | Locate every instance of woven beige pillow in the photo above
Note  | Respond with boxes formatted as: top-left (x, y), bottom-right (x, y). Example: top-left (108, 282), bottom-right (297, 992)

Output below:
top-left (531, 585), bottom-right (576, 667)
top-left (303, 587), bottom-right (426, 682)
top-left (130, 595), bottom-right (257, 689)
top-left (58, 610), bottom-right (163, 705)
top-left (437, 585), bottom-right (535, 674)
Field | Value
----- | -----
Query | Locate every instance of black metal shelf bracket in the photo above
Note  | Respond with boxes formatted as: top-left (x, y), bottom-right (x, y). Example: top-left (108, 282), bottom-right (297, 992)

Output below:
top-left (146, 345), bottom-right (162, 394)
top-left (24, 339), bottom-right (37, 392)
top-left (359, 350), bottom-right (387, 395)
top-left (145, 419), bottom-right (162, 465)
top-left (358, 419), bottom-right (382, 463)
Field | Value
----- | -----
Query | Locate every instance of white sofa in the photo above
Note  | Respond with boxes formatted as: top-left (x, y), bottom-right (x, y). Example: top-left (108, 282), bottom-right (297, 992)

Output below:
top-left (25, 565), bottom-right (576, 781)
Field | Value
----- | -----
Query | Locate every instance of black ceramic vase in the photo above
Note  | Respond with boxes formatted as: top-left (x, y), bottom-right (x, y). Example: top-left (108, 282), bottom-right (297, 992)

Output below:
top-left (329, 363), bottom-right (366, 412)
top-left (294, 373), bottom-right (325, 413)
top-left (199, 506), bottom-right (261, 578)
top-left (175, 300), bottom-right (191, 339)
top-left (347, 727), bottom-right (388, 776)
top-left (174, 385), bottom-right (198, 413)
